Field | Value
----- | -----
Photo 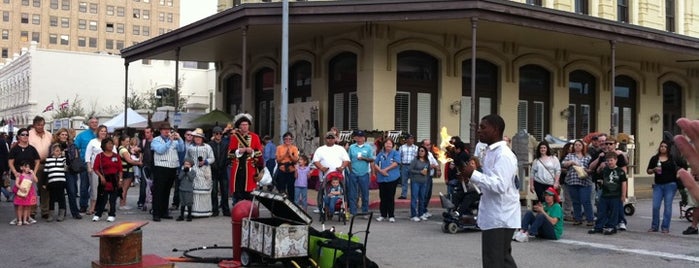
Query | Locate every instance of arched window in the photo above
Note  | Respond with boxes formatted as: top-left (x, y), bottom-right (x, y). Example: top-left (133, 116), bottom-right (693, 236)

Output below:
top-left (290, 60), bottom-right (312, 103)
top-left (568, 70), bottom-right (596, 139)
top-left (154, 87), bottom-right (177, 108)
top-left (518, 64), bottom-right (550, 141)
top-left (328, 52), bottom-right (357, 130)
top-left (255, 68), bottom-right (275, 137)
top-left (396, 50), bottom-right (439, 141)
top-left (461, 59), bottom-right (498, 143)
top-left (614, 75), bottom-right (636, 135)
top-left (663, 81), bottom-right (682, 134)
top-left (224, 74), bottom-right (242, 115)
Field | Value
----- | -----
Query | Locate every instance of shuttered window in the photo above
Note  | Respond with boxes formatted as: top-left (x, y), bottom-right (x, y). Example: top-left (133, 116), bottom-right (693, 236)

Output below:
top-left (614, 75), bottom-right (636, 135)
top-left (416, 93), bottom-right (431, 141)
top-left (333, 93), bottom-right (344, 130)
top-left (460, 96), bottom-right (492, 142)
top-left (349, 92), bottom-right (358, 130)
top-left (255, 68), bottom-right (275, 136)
top-left (567, 104), bottom-right (576, 140)
top-left (395, 92), bottom-right (410, 132)
top-left (328, 53), bottom-right (357, 130)
top-left (519, 64), bottom-right (550, 141)
top-left (517, 100), bottom-right (528, 134)
top-left (532, 101), bottom-right (545, 141)
top-left (568, 70), bottom-right (596, 139)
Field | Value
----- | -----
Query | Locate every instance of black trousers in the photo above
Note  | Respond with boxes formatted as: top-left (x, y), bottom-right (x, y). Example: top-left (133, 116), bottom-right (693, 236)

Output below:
top-left (211, 167), bottom-right (230, 214)
top-left (482, 228), bottom-right (517, 268)
top-left (378, 180), bottom-right (399, 218)
top-left (48, 181), bottom-right (67, 210)
top-left (276, 171), bottom-right (296, 199)
top-left (152, 166), bottom-right (176, 218)
top-left (95, 184), bottom-right (117, 217)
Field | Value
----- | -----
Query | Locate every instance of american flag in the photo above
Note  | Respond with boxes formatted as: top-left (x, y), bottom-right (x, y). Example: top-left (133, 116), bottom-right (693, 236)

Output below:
top-left (59, 100), bottom-right (69, 110)
top-left (43, 102), bottom-right (54, 113)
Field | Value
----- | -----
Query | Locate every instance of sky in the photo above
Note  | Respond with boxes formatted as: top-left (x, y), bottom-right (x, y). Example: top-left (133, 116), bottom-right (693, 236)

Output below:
top-left (180, 0), bottom-right (218, 26)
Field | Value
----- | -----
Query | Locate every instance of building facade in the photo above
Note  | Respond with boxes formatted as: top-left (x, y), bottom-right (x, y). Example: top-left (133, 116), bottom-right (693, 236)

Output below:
top-left (125, 0), bottom-right (699, 175)
top-left (0, 0), bottom-right (180, 59)
top-left (0, 42), bottom-right (214, 126)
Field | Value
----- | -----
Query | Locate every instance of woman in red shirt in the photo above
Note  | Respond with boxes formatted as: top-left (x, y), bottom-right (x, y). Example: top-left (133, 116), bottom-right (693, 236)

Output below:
top-left (92, 138), bottom-right (122, 222)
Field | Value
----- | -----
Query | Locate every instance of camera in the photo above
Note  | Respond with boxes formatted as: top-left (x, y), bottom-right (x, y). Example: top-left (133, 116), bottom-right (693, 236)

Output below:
top-left (198, 156), bottom-right (203, 162)
top-left (183, 167), bottom-right (190, 173)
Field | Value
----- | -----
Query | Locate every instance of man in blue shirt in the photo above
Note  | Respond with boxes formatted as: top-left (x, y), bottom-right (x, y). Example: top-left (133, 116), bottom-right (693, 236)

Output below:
top-left (347, 130), bottom-right (374, 216)
top-left (73, 117), bottom-right (98, 213)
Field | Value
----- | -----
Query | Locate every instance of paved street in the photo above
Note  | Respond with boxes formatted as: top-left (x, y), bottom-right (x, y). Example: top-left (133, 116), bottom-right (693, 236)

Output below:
top-left (2, 177), bottom-right (698, 267)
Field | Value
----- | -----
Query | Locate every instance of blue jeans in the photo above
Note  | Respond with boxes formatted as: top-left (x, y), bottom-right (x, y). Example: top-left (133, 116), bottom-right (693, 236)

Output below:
top-left (294, 186), bottom-right (307, 210)
top-left (410, 180), bottom-right (427, 218)
top-left (65, 172), bottom-right (81, 216)
top-left (347, 172), bottom-right (370, 215)
top-left (651, 182), bottom-right (677, 231)
top-left (521, 211), bottom-right (557, 239)
top-left (400, 165), bottom-right (410, 197)
top-left (79, 169), bottom-right (90, 210)
top-left (594, 196), bottom-right (622, 230)
top-left (568, 184), bottom-right (594, 222)
top-left (324, 195), bottom-right (341, 214)
top-left (137, 166), bottom-right (151, 206)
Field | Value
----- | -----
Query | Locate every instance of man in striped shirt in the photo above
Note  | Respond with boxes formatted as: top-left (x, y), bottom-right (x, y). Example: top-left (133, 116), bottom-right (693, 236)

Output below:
top-left (398, 134), bottom-right (417, 199)
top-left (150, 122), bottom-right (185, 222)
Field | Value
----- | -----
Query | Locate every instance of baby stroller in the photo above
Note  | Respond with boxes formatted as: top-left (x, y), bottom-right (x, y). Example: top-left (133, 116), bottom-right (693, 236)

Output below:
top-left (318, 171), bottom-right (348, 224)
top-left (440, 180), bottom-right (480, 234)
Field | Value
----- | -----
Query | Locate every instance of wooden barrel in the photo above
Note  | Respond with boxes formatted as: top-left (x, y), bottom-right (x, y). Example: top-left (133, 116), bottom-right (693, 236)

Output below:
top-left (98, 229), bottom-right (142, 265)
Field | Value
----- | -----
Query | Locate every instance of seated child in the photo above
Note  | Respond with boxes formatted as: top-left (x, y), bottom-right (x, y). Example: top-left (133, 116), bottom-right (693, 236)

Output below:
top-left (323, 177), bottom-right (343, 216)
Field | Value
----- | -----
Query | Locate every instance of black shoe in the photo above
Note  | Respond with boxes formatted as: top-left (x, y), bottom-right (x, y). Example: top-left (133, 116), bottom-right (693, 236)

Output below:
top-left (152, 217), bottom-right (161, 222)
top-left (683, 226), bottom-right (698, 235)
top-left (161, 215), bottom-right (173, 219)
top-left (222, 212), bottom-right (231, 217)
top-left (79, 208), bottom-right (87, 213)
top-left (41, 214), bottom-right (49, 219)
top-left (176, 216), bottom-right (184, 221)
top-left (211, 211), bottom-right (219, 217)
top-left (588, 229), bottom-right (603, 234)
top-left (603, 228), bottom-right (617, 235)
top-left (398, 196), bottom-right (407, 199)
top-left (137, 204), bottom-right (144, 209)
top-left (72, 214), bottom-right (83, 220)
top-left (186, 216), bottom-right (192, 222)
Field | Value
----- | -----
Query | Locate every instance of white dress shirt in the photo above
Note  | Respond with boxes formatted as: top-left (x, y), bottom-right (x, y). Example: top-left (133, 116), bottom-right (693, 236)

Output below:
top-left (470, 140), bottom-right (521, 230)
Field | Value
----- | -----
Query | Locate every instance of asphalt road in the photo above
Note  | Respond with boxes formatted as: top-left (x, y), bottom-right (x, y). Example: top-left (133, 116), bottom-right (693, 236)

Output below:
top-left (2, 176), bottom-right (696, 268)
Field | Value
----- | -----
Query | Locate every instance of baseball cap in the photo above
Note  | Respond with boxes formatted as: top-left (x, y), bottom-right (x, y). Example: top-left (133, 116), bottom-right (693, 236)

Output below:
top-left (325, 131), bottom-right (336, 139)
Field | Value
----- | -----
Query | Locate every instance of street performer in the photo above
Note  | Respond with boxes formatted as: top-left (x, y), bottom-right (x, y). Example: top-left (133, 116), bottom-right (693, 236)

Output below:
top-left (228, 113), bottom-right (264, 203)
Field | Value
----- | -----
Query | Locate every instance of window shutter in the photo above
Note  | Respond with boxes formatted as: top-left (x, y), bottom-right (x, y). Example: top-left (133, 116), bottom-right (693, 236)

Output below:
top-left (567, 104), bottom-right (576, 140)
top-left (517, 100), bottom-right (528, 134)
top-left (349, 92), bottom-right (358, 130)
top-left (460, 96), bottom-right (471, 141)
top-left (479, 97), bottom-right (491, 121)
top-left (333, 93), bottom-right (344, 129)
top-left (622, 107), bottom-right (632, 134)
top-left (395, 92), bottom-right (410, 132)
top-left (416, 93), bottom-right (431, 141)
top-left (581, 104), bottom-right (590, 137)
top-left (533, 101), bottom-right (545, 141)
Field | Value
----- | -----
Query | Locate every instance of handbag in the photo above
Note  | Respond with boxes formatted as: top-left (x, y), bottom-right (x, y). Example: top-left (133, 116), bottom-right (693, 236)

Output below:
top-left (98, 154), bottom-right (115, 192)
top-left (68, 145), bottom-right (86, 173)
top-left (17, 178), bottom-right (33, 198)
top-left (572, 165), bottom-right (588, 178)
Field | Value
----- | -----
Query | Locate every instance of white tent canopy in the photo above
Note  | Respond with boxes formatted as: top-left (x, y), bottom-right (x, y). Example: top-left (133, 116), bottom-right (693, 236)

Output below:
top-left (0, 125), bottom-right (19, 133)
top-left (103, 108), bottom-right (148, 129)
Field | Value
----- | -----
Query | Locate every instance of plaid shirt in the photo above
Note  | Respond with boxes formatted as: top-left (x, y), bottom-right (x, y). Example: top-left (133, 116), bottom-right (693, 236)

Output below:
top-left (563, 153), bottom-right (592, 186)
top-left (399, 144), bottom-right (417, 164)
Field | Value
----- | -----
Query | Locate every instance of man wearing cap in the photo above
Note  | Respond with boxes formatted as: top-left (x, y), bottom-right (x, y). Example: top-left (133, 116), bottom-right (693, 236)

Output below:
top-left (312, 131), bottom-right (350, 212)
top-left (347, 130), bottom-right (374, 216)
top-left (228, 113), bottom-right (264, 203)
top-left (398, 134), bottom-right (418, 199)
top-left (209, 126), bottom-right (230, 216)
top-left (514, 186), bottom-right (563, 242)
top-left (589, 136), bottom-right (629, 230)
top-left (150, 122), bottom-right (185, 222)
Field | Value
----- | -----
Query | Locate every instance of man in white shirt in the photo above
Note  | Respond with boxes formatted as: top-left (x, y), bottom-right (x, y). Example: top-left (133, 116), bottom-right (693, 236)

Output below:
top-left (460, 114), bottom-right (520, 268)
top-left (398, 134), bottom-right (417, 199)
top-left (312, 131), bottom-right (350, 213)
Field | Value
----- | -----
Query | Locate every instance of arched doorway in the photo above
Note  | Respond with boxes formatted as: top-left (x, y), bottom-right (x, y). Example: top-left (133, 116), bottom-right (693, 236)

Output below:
top-left (614, 75), bottom-right (636, 135)
top-left (568, 70), bottom-right (596, 139)
top-left (461, 58), bottom-right (498, 144)
top-left (224, 74), bottom-right (242, 115)
top-left (328, 52), bottom-right (357, 130)
top-left (518, 64), bottom-right (551, 141)
top-left (396, 50), bottom-right (439, 142)
top-left (255, 68), bottom-right (274, 137)
top-left (290, 60), bottom-right (312, 103)
top-left (662, 81), bottom-right (682, 134)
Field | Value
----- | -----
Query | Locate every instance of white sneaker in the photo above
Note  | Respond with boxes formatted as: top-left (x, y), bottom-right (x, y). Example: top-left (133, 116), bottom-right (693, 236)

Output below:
top-left (410, 217), bottom-right (421, 222)
top-left (119, 205), bottom-right (132, 210)
top-left (92, 216), bottom-right (100, 222)
top-left (424, 212), bottom-right (432, 218)
top-left (420, 214), bottom-right (429, 221)
top-left (514, 231), bottom-right (529, 242)
top-left (389, 217), bottom-right (396, 223)
top-left (107, 216), bottom-right (115, 222)
top-left (27, 217), bottom-right (37, 224)
top-left (375, 216), bottom-right (385, 222)
top-left (618, 222), bottom-right (627, 231)
top-left (9, 218), bottom-right (17, 225)
top-left (313, 209), bottom-right (321, 214)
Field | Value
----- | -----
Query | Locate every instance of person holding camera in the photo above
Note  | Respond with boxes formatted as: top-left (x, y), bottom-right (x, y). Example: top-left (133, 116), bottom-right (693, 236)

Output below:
top-left (150, 123), bottom-right (185, 222)
top-left (186, 128), bottom-right (214, 217)
top-left (276, 132), bottom-right (299, 198)
top-left (177, 158), bottom-right (196, 221)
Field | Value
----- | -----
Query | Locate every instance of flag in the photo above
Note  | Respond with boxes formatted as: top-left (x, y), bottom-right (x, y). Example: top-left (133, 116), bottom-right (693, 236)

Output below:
top-left (43, 102), bottom-right (54, 113)
top-left (59, 99), bottom-right (69, 110)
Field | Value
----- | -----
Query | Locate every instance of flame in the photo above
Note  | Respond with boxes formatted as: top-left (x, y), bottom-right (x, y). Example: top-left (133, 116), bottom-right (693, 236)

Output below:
top-left (438, 126), bottom-right (452, 163)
